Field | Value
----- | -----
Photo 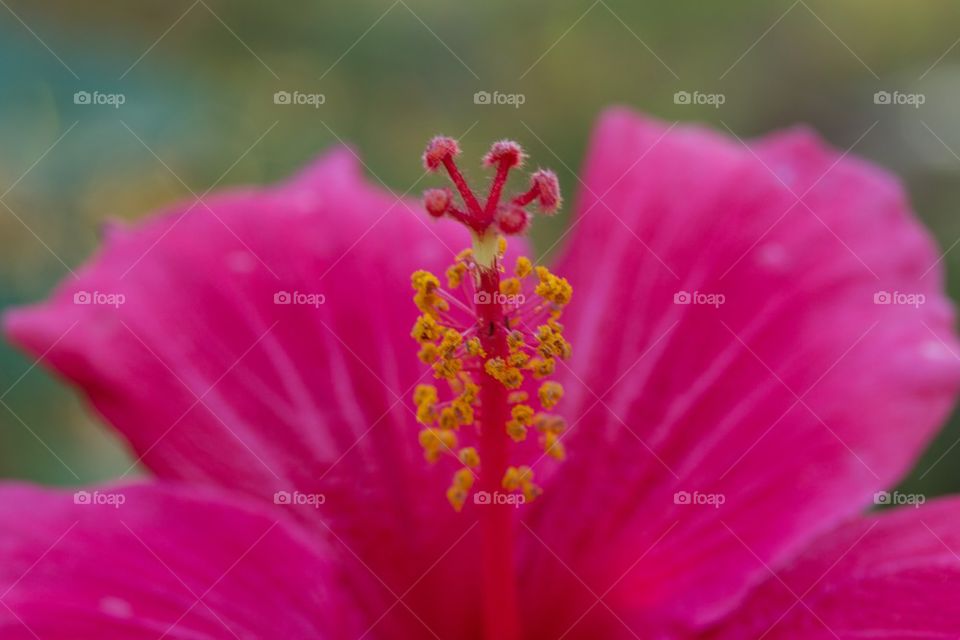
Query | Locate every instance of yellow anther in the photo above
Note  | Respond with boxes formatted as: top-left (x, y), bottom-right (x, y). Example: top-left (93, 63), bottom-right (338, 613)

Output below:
top-left (446, 262), bottom-right (467, 289)
top-left (534, 413), bottom-right (566, 434)
top-left (508, 391), bottom-right (529, 404)
top-left (515, 256), bottom-right (533, 279)
top-left (411, 315), bottom-right (442, 343)
top-left (417, 343), bottom-right (439, 364)
top-left (414, 384), bottom-right (439, 425)
top-left (439, 406), bottom-right (459, 430)
top-left (484, 357), bottom-right (524, 389)
top-left (411, 270), bottom-right (449, 317)
top-left (419, 428), bottom-right (458, 463)
top-left (522, 482), bottom-right (543, 502)
top-left (534, 266), bottom-right (573, 307)
top-left (536, 324), bottom-right (572, 360)
top-left (447, 485), bottom-right (467, 511)
top-left (458, 447), bottom-right (480, 467)
top-left (414, 384), bottom-right (438, 406)
top-left (460, 381), bottom-right (480, 405)
top-left (538, 381), bottom-right (564, 409)
top-left (500, 278), bottom-right (521, 296)
top-left (528, 357), bottom-right (556, 378)
top-left (502, 465), bottom-right (534, 491)
top-left (432, 357), bottom-right (463, 380)
top-left (543, 431), bottom-right (566, 460)
top-left (506, 420), bottom-right (527, 442)
top-left (466, 337), bottom-right (486, 358)
top-left (498, 236), bottom-right (507, 256)
top-left (507, 330), bottom-right (526, 351)
top-left (451, 399), bottom-right (475, 426)
top-left (511, 404), bottom-right (535, 426)
top-left (453, 467), bottom-right (474, 489)
top-left (438, 329), bottom-right (463, 355)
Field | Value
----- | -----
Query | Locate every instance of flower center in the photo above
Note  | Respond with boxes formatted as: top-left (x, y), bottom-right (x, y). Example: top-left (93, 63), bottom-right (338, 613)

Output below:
top-left (410, 136), bottom-right (571, 511)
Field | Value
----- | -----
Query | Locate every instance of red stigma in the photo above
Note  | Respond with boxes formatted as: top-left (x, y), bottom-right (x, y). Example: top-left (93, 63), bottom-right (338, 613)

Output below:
top-left (423, 188), bottom-right (452, 217)
top-left (421, 136), bottom-right (560, 239)
top-left (482, 140), bottom-right (525, 169)
top-left (423, 136), bottom-right (461, 171)
top-left (495, 204), bottom-right (530, 235)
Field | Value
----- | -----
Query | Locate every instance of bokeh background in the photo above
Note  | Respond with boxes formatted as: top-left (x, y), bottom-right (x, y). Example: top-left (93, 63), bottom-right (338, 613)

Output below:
top-left (1, 0), bottom-right (959, 496)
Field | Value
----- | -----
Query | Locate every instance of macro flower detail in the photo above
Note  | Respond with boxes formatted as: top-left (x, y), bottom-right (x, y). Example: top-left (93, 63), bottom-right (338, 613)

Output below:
top-left (3, 108), bottom-right (960, 639)
top-left (410, 138), bottom-right (572, 511)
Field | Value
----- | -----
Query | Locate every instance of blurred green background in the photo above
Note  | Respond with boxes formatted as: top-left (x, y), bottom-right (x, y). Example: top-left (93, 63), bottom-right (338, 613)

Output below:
top-left (1, 0), bottom-right (959, 495)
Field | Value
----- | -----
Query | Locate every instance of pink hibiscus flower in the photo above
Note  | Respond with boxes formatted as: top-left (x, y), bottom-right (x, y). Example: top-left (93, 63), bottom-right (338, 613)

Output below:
top-left (4, 107), bottom-right (960, 639)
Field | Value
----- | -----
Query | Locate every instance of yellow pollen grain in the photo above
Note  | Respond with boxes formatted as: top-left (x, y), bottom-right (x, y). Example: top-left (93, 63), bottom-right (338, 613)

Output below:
top-left (411, 315), bottom-right (442, 343)
top-left (538, 381), bottom-right (564, 409)
top-left (466, 337), bottom-right (486, 358)
top-left (502, 466), bottom-right (539, 502)
top-left (515, 256), bottom-right (533, 279)
top-left (534, 266), bottom-right (573, 307)
top-left (511, 404), bottom-right (535, 426)
top-left (458, 447), bottom-right (480, 467)
top-left (508, 391), bottom-right (529, 404)
top-left (528, 357), bottom-right (556, 378)
top-left (543, 431), bottom-right (566, 460)
top-left (417, 343), bottom-right (439, 364)
top-left (506, 420), bottom-right (527, 442)
top-left (446, 262), bottom-right (467, 289)
top-left (500, 278), bottom-right (521, 296)
top-left (439, 406), bottom-right (459, 430)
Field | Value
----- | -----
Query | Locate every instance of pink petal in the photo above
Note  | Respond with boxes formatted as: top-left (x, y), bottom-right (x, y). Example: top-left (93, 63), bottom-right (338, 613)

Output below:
top-left (0, 482), bottom-right (358, 638)
top-left (4, 148), bottom-right (503, 636)
top-left (707, 497), bottom-right (960, 639)
top-left (518, 108), bottom-right (960, 635)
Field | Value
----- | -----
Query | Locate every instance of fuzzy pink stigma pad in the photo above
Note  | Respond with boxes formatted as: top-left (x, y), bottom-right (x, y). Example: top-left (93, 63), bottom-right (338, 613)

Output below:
top-left (423, 136), bottom-right (461, 171)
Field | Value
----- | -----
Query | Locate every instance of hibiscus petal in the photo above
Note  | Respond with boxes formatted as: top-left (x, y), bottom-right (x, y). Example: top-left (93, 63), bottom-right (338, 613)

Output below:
top-left (4, 148), bottom-right (500, 636)
top-left (519, 108), bottom-right (960, 635)
top-left (0, 482), bottom-right (357, 639)
top-left (707, 497), bottom-right (960, 639)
